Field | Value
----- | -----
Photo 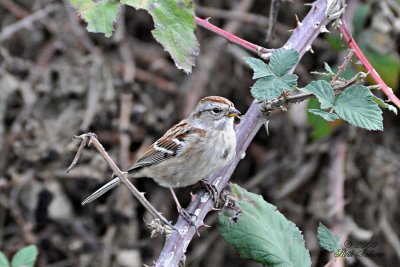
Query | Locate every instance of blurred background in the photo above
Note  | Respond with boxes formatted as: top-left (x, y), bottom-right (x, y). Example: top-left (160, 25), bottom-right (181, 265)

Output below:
top-left (1, 0), bottom-right (400, 266)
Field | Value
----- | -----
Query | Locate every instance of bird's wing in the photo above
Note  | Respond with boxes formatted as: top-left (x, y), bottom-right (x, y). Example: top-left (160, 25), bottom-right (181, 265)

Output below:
top-left (81, 121), bottom-right (204, 205)
top-left (127, 120), bottom-right (205, 171)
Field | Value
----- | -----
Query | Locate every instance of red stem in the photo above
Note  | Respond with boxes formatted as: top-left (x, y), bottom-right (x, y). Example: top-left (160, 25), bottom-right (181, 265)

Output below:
top-left (194, 16), bottom-right (272, 55)
top-left (338, 18), bottom-right (400, 109)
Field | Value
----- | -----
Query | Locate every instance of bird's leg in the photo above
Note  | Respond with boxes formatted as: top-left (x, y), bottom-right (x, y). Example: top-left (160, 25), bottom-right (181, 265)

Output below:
top-left (199, 179), bottom-right (219, 207)
top-left (169, 188), bottom-right (197, 226)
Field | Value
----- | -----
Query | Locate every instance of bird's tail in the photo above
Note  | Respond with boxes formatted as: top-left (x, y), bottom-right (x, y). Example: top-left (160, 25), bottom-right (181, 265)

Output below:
top-left (81, 177), bottom-right (120, 206)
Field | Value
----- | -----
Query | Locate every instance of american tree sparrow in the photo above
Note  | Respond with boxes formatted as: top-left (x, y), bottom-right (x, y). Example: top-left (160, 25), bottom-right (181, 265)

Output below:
top-left (82, 96), bottom-right (240, 216)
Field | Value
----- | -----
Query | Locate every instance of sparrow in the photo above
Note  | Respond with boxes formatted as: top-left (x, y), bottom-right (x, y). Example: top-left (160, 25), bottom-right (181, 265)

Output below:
top-left (82, 96), bottom-right (240, 215)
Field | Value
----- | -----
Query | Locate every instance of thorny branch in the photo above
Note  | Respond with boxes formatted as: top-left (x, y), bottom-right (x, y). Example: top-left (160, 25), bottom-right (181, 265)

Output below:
top-left (331, 49), bottom-right (354, 84)
top-left (194, 16), bottom-right (273, 58)
top-left (156, 0), bottom-right (332, 266)
top-left (0, 4), bottom-right (59, 42)
top-left (265, 0), bottom-right (281, 42)
top-left (338, 18), bottom-right (400, 109)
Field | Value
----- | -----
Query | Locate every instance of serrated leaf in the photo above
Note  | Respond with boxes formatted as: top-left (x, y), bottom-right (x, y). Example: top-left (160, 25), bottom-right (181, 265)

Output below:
top-left (251, 75), bottom-right (297, 101)
top-left (122, 0), bottom-right (199, 73)
top-left (11, 245), bottom-right (38, 267)
top-left (324, 62), bottom-right (335, 75)
top-left (219, 184), bottom-right (311, 266)
top-left (372, 96), bottom-right (397, 115)
top-left (317, 223), bottom-right (340, 253)
top-left (70, 0), bottom-right (120, 37)
top-left (307, 99), bottom-right (334, 140)
top-left (334, 85), bottom-right (383, 130)
top-left (301, 80), bottom-right (335, 109)
top-left (281, 74), bottom-right (298, 90)
top-left (269, 48), bottom-right (300, 76)
top-left (309, 109), bottom-right (339, 121)
top-left (0, 252), bottom-right (9, 267)
top-left (244, 57), bottom-right (273, 79)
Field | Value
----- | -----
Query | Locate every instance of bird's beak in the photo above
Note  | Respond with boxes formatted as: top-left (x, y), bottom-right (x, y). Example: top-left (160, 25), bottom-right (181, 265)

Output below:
top-left (226, 107), bottom-right (241, 118)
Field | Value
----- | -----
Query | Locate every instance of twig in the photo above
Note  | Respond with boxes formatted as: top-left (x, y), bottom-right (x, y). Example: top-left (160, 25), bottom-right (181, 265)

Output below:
top-left (265, 0), bottom-right (281, 42)
top-left (331, 49), bottom-right (354, 84)
top-left (380, 211), bottom-right (400, 259)
top-left (9, 175), bottom-right (36, 244)
top-left (0, 0), bottom-right (29, 19)
top-left (135, 69), bottom-right (176, 93)
top-left (101, 226), bottom-right (117, 267)
top-left (327, 142), bottom-right (347, 267)
top-left (156, 1), bottom-right (331, 265)
top-left (80, 57), bottom-right (101, 131)
top-left (195, 6), bottom-right (270, 27)
top-left (66, 136), bottom-right (88, 173)
top-left (63, 0), bottom-right (95, 52)
top-left (338, 18), bottom-right (400, 109)
top-left (119, 92), bottom-right (133, 169)
top-left (194, 16), bottom-right (273, 56)
top-left (273, 155), bottom-right (319, 199)
top-left (0, 4), bottom-right (59, 42)
top-left (67, 133), bottom-right (176, 232)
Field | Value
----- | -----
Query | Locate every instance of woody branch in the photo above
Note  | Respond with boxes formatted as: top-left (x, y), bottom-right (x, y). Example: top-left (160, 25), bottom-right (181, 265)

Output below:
top-left (156, 0), bottom-right (332, 266)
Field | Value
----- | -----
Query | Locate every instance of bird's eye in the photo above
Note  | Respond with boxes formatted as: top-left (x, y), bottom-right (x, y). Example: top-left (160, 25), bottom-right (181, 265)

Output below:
top-left (212, 107), bottom-right (221, 114)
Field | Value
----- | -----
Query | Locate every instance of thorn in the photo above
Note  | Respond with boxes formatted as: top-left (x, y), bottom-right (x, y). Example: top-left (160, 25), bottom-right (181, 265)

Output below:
top-left (195, 227), bottom-right (201, 237)
top-left (320, 25), bottom-right (330, 33)
top-left (260, 52), bottom-right (272, 60)
top-left (198, 221), bottom-right (211, 228)
top-left (306, 45), bottom-right (314, 54)
top-left (295, 14), bottom-right (302, 28)
top-left (264, 121), bottom-right (270, 136)
top-left (190, 192), bottom-right (197, 201)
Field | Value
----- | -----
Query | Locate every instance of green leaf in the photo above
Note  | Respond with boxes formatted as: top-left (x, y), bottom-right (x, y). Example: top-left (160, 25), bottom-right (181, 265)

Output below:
top-left (11, 245), bottom-right (38, 267)
top-left (281, 74), bottom-right (298, 90)
top-left (251, 75), bottom-right (297, 101)
top-left (269, 48), bottom-right (300, 76)
top-left (334, 85), bottom-right (383, 131)
top-left (122, 0), bottom-right (199, 73)
top-left (324, 62), bottom-right (335, 75)
top-left (244, 57), bottom-right (273, 79)
top-left (301, 80), bottom-right (335, 109)
top-left (0, 251), bottom-right (9, 267)
top-left (307, 99), bottom-right (333, 140)
top-left (309, 109), bottom-right (339, 121)
top-left (317, 223), bottom-right (341, 253)
top-left (219, 184), bottom-right (311, 267)
top-left (69, 0), bottom-right (120, 37)
top-left (372, 96), bottom-right (398, 115)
